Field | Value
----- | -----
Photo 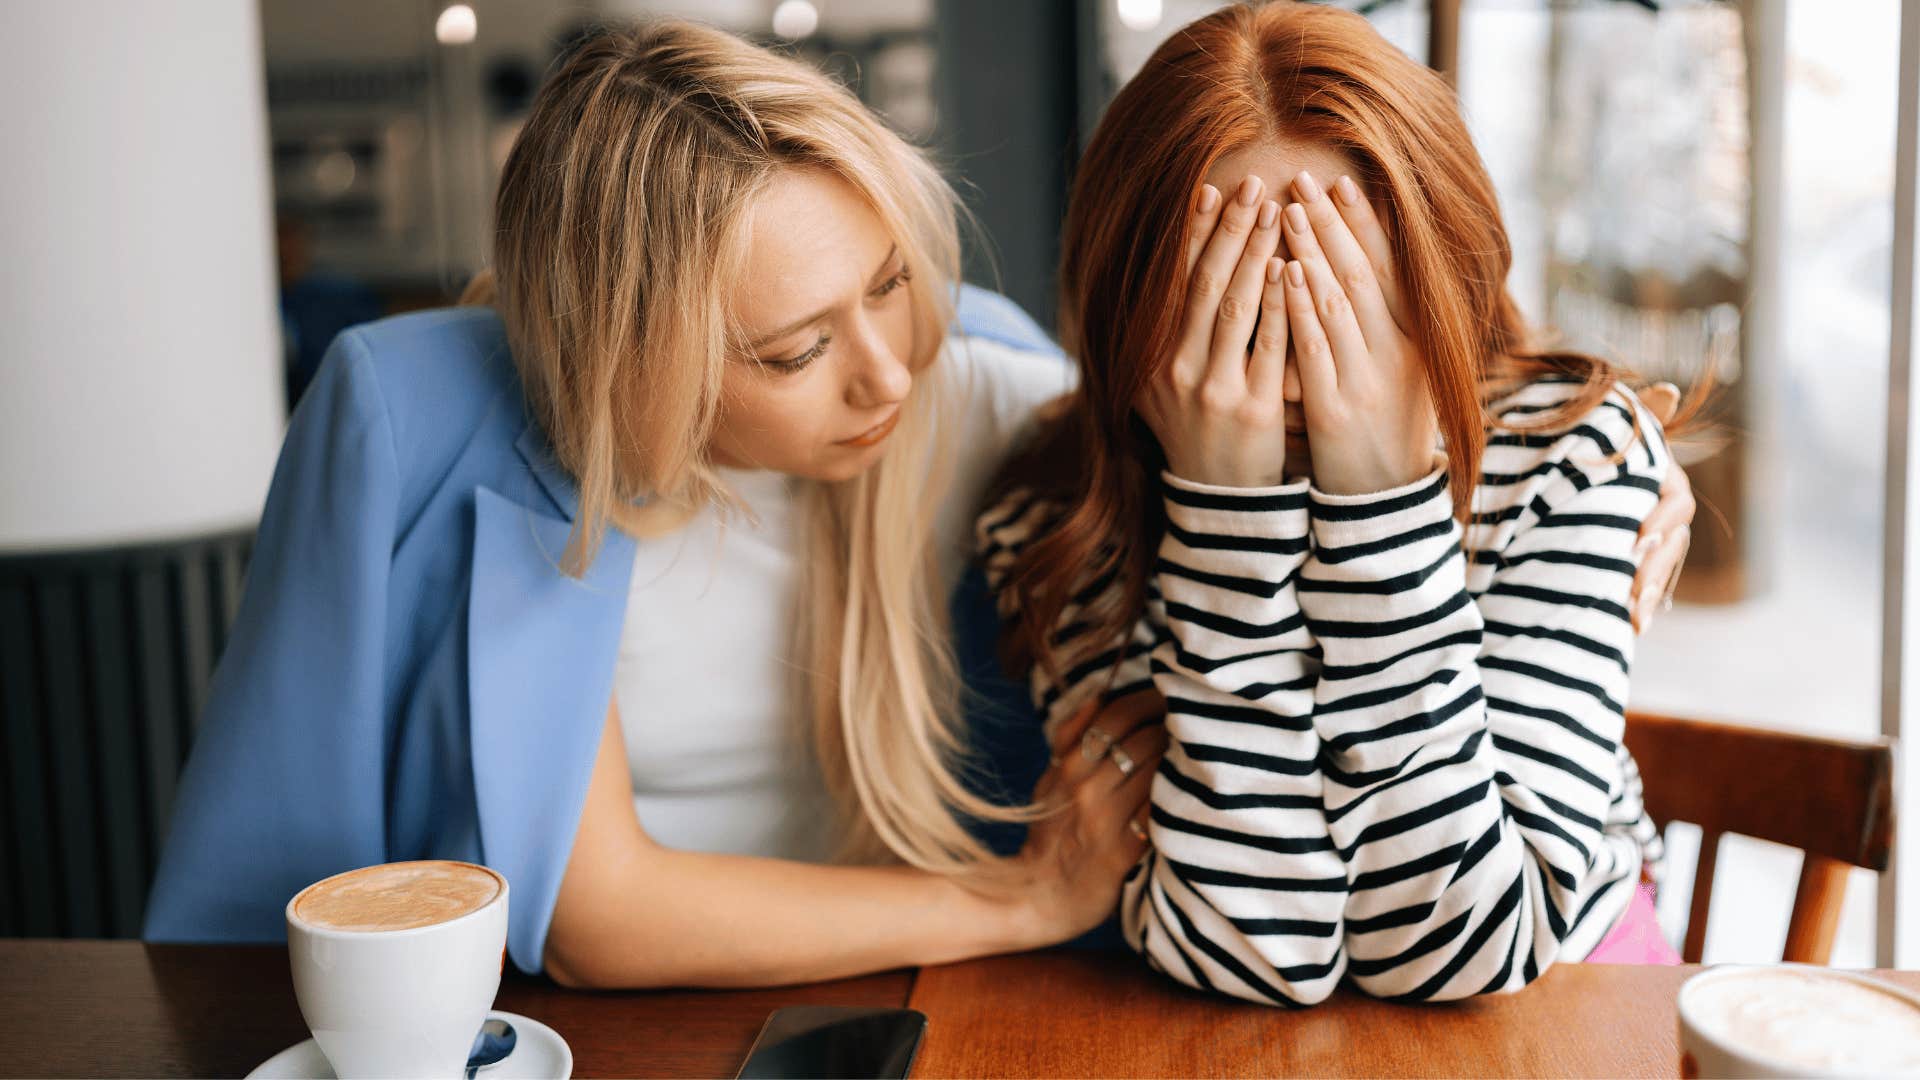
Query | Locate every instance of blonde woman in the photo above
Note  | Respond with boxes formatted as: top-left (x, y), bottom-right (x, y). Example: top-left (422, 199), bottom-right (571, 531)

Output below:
top-left (143, 20), bottom-right (1165, 987)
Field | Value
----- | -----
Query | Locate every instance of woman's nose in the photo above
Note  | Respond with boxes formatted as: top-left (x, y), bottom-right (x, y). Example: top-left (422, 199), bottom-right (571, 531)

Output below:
top-left (846, 326), bottom-right (912, 408)
top-left (1283, 360), bottom-right (1303, 402)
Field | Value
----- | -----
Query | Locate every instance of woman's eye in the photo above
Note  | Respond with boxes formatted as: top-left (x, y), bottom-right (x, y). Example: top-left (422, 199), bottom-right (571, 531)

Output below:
top-left (765, 333), bottom-right (831, 374)
top-left (872, 268), bottom-right (911, 298)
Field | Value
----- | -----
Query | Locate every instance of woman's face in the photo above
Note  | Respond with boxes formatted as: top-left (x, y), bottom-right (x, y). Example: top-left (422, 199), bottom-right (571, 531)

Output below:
top-left (1202, 139), bottom-right (1361, 473)
top-left (712, 166), bottom-right (920, 482)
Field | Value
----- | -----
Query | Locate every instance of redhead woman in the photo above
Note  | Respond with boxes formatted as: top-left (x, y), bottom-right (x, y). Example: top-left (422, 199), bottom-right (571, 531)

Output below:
top-left (144, 20), bottom-right (1166, 987)
top-left (980, 1), bottom-right (1696, 1005)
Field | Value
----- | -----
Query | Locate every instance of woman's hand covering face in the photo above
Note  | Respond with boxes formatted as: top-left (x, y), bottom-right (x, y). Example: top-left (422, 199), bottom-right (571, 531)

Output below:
top-left (1276, 170), bottom-right (1697, 630)
top-left (1136, 174), bottom-right (1293, 488)
top-left (1137, 165), bottom-right (1441, 494)
top-left (1277, 170), bottom-right (1440, 495)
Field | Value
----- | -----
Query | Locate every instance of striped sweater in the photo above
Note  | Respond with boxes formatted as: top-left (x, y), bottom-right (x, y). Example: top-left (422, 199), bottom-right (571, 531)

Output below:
top-left (976, 379), bottom-right (1669, 1005)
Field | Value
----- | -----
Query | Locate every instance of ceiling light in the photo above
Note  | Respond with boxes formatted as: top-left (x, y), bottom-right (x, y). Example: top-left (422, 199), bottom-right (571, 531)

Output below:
top-left (1116, 0), bottom-right (1162, 33)
top-left (436, 4), bottom-right (478, 46)
top-left (772, 0), bottom-right (819, 41)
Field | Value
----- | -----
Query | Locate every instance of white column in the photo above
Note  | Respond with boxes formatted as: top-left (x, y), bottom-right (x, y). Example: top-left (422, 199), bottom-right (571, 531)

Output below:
top-left (1746, 0), bottom-right (1788, 592)
top-left (1881, 0), bottom-right (1920, 970)
top-left (0, 0), bottom-right (284, 553)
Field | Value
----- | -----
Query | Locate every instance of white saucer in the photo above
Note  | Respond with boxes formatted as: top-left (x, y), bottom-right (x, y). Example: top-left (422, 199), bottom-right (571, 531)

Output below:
top-left (246, 1010), bottom-right (572, 1079)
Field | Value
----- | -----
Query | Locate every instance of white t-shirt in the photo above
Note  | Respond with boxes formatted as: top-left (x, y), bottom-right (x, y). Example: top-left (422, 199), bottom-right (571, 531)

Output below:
top-left (613, 335), bottom-right (1073, 858)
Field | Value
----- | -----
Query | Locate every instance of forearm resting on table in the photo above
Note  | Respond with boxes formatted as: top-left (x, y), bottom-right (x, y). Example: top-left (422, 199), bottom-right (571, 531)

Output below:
top-left (542, 704), bottom-right (1035, 989)
top-left (545, 845), bottom-right (1037, 989)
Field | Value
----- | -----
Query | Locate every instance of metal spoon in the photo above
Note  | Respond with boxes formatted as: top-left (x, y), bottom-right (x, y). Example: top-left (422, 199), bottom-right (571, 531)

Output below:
top-left (466, 1018), bottom-right (517, 1079)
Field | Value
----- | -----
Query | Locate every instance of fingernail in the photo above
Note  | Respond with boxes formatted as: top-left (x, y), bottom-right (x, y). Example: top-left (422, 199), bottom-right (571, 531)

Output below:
top-left (1197, 185), bottom-right (1220, 213)
top-left (1267, 257), bottom-right (1284, 283)
top-left (1285, 203), bottom-right (1308, 233)
top-left (1295, 170), bottom-right (1322, 201)
top-left (1633, 530), bottom-right (1663, 558)
top-left (1286, 260), bottom-right (1305, 287)
top-left (1237, 175), bottom-right (1262, 206)
top-left (1336, 175), bottom-right (1360, 206)
top-left (1257, 201), bottom-right (1279, 229)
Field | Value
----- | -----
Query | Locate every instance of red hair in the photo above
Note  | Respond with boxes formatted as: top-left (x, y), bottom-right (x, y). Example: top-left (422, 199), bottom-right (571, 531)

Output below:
top-left (995, 0), bottom-right (1696, 680)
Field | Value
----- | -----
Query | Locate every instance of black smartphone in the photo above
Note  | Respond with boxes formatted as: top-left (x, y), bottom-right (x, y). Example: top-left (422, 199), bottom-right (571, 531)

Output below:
top-left (735, 1005), bottom-right (928, 1079)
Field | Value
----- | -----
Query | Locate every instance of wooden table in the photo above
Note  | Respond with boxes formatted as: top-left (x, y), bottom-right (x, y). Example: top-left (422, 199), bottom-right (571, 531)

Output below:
top-left (5, 940), bottom-right (1918, 1078)
top-left (0, 941), bottom-right (910, 1078)
top-left (911, 950), bottom-right (1906, 1078)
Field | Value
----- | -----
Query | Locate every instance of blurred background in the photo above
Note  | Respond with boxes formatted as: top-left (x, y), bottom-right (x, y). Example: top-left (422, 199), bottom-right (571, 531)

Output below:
top-left (0, 0), bottom-right (1910, 971)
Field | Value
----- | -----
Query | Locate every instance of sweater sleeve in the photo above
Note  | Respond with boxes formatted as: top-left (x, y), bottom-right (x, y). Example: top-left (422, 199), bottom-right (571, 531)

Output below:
top-left (1296, 392), bottom-right (1665, 1000)
top-left (1119, 473), bottom-right (1347, 1006)
top-left (974, 488), bottom-right (1159, 736)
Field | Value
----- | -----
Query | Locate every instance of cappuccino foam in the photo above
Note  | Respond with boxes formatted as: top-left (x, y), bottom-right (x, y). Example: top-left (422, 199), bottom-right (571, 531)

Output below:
top-left (293, 861), bottom-right (501, 933)
top-left (1687, 969), bottom-right (1920, 1073)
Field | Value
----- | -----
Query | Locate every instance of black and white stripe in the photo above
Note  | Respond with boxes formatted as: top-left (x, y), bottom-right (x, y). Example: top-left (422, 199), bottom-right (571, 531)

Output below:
top-left (977, 380), bottom-right (1668, 1005)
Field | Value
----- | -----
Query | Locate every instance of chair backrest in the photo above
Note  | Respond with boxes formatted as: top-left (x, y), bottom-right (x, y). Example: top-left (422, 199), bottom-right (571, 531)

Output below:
top-left (1622, 710), bottom-right (1895, 964)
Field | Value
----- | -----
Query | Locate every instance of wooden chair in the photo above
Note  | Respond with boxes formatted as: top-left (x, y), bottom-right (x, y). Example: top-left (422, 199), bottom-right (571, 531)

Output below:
top-left (1622, 710), bottom-right (1896, 964)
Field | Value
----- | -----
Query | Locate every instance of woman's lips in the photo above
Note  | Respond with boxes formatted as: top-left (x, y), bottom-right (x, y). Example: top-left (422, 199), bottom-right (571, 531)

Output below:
top-left (839, 408), bottom-right (901, 447)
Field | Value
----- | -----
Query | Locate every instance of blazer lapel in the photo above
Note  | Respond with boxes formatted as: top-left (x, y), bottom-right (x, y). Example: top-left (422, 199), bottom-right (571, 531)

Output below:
top-left (466, 421), bottom-right (635, 971)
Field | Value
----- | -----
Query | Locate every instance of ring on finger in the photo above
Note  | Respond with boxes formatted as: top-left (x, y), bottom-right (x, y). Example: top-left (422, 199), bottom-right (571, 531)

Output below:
top-left (1110, 744), bottom-right (1137, 779)
top-left (1080, 725), bottom-right (1117, 763)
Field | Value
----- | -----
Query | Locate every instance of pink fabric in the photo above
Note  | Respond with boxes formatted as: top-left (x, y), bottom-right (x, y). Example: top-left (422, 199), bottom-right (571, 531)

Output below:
top-left (1584, 882), bottom-right (1681, 965)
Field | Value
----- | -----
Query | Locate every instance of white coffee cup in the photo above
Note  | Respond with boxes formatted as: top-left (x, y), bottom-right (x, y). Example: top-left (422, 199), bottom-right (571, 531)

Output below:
top-left (1678, 964), bottom-right (1920, 1078)
top-left (286, 860), bottom-right (509, 1079)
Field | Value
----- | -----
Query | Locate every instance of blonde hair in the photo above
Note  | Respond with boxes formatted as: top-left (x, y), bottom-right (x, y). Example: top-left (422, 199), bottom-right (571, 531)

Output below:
top-left (462, 20), bottom-right (1022, 872)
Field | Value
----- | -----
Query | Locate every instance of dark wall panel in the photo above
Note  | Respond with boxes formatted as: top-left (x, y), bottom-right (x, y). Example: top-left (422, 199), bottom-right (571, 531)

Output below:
top-left (934, 0), bottom-right (1094, 332)
top-left (0, 532), bottom-right (251, 938)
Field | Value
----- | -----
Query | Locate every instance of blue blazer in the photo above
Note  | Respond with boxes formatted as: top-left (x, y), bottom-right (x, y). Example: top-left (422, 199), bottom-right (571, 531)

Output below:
top-left (143, 287), bottom-right (1061, 974)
